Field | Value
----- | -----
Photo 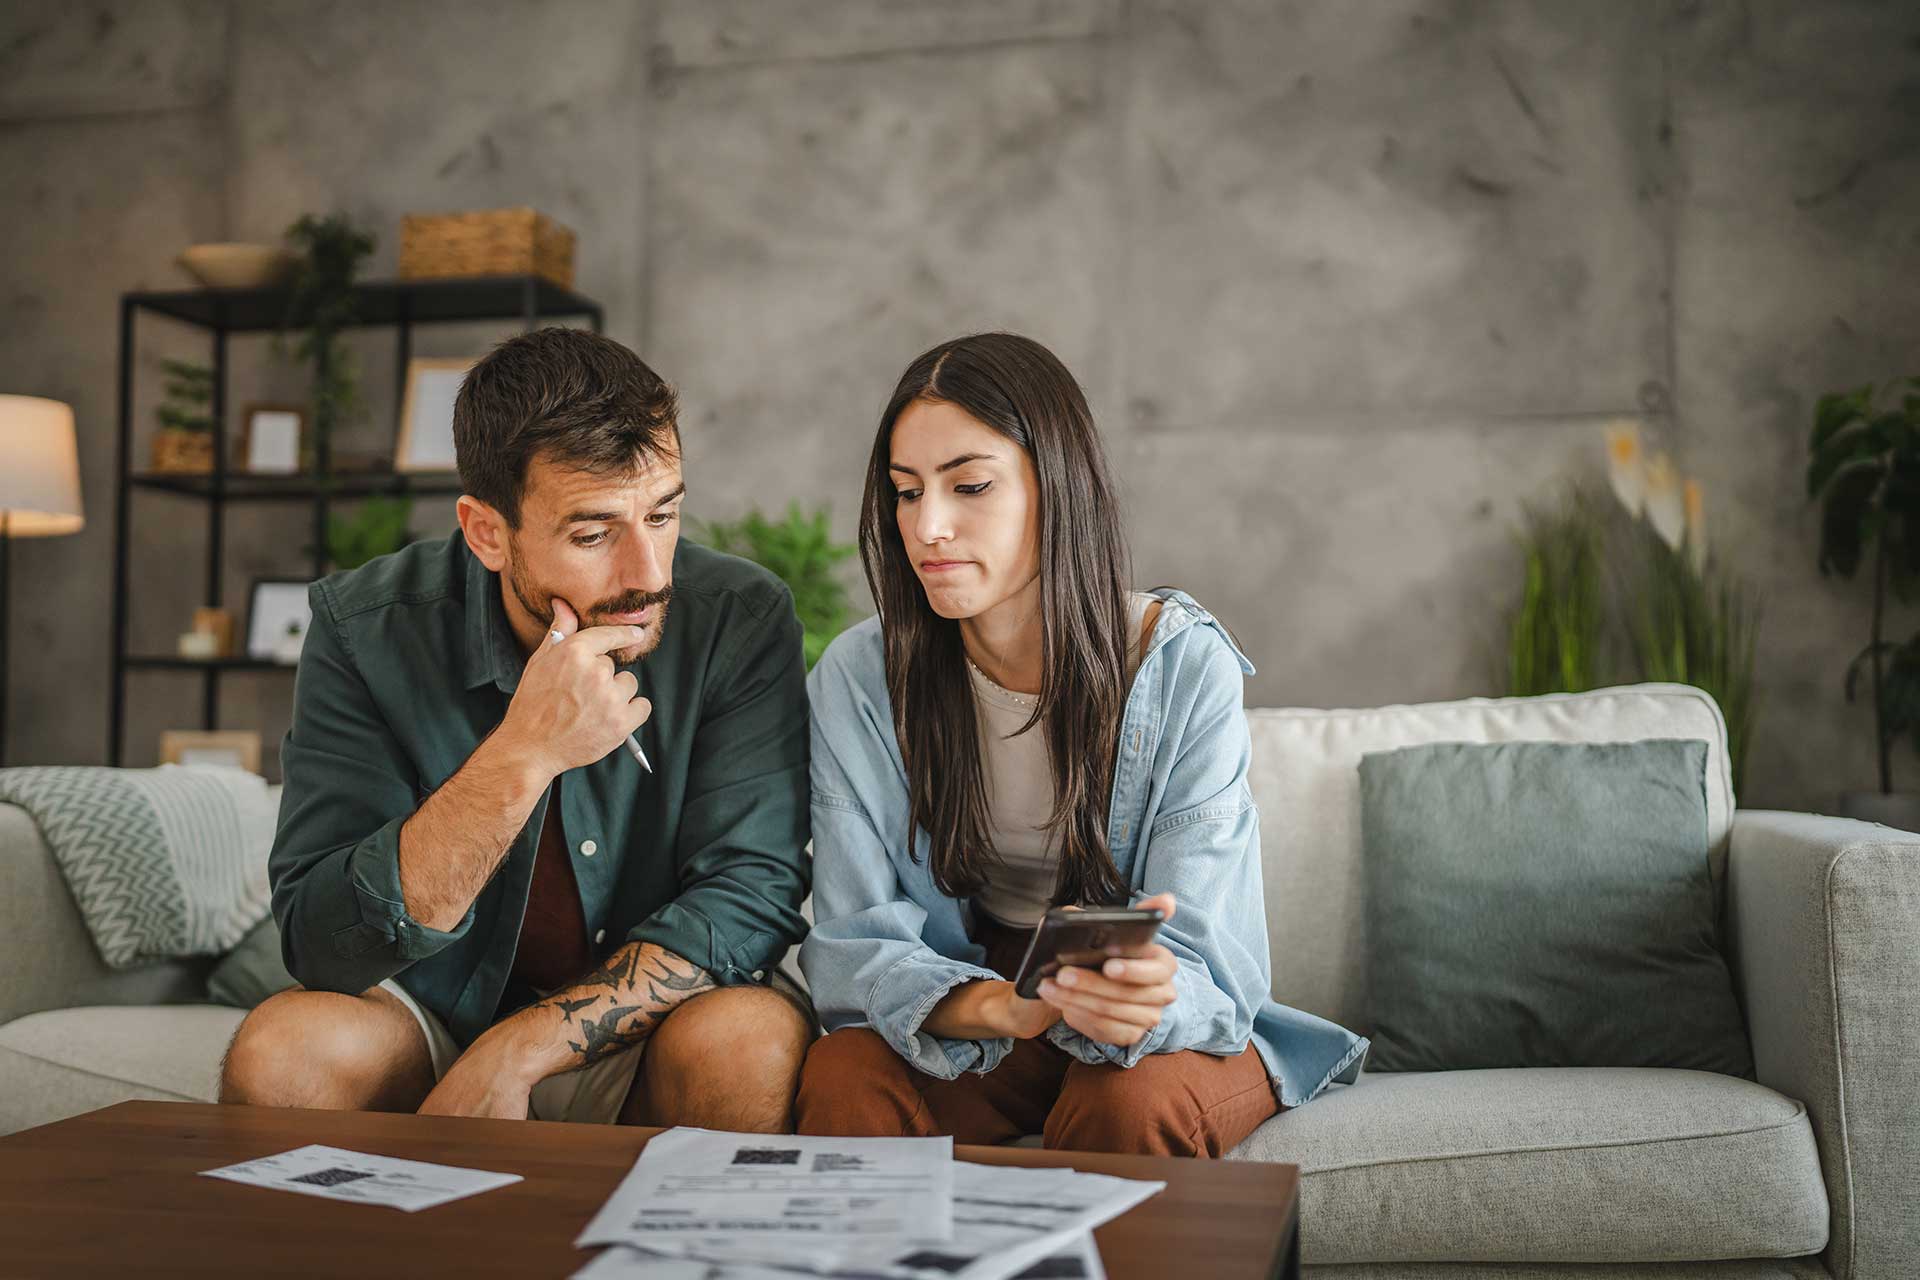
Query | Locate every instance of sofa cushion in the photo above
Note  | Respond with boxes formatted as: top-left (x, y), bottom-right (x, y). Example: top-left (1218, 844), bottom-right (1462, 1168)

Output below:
top-left (205, 916), bottom-right (297, 1008)
top-left (1246, 684), bottom-right (1735, 1032)
top-left (1358, 739), bottom-right (1751, 1077)
top-left (1230, 1067), bottom-right (1827, 1265)
top-left (0, 1004), bottom-right (241, 1135)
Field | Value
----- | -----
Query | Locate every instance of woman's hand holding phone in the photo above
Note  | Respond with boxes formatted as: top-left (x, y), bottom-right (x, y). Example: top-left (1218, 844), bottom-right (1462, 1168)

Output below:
top-left (1036, 892), bottom-right (1180, 1047)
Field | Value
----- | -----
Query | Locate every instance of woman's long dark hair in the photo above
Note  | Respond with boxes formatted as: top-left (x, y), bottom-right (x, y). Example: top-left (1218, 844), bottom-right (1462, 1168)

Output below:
top-left (860, 333), bottom-right (1132, 908)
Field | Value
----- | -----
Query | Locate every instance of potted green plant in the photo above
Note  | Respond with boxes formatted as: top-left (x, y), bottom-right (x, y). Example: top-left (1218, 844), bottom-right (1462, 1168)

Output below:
top-left (1502, 425), bottom-right (1764, 794)
top-left (1505, 484), bottom-right (1607, 698)
top-left (696, 504), bottom-right (858, 668)
top-left (327, 495), bottom-right (415, 571)
top-left (279, 213), bottom-right (375, 474)
top-left (151, 358), bottom-right (215, 473)
top-left (1809, 376), bottom-right (1920, 827)
top-left (1619, 490), bottom-right (1761, 796)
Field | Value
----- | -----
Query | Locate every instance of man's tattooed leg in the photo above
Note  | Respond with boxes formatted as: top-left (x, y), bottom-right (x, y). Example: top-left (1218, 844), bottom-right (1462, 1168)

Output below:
top-left (529, 943), bottom-right (717, 1069)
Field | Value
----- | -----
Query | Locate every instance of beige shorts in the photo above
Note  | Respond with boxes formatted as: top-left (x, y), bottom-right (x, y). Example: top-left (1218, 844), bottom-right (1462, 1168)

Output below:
top-left (379, 967), bottom-right (815, 1125)
top-left (378, 978), bottom-right (643, 1124)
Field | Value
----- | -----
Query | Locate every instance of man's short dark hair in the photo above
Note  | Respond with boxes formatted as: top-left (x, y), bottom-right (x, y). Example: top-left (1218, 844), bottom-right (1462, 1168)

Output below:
top-left (452, 327), bottom-right (679, 527)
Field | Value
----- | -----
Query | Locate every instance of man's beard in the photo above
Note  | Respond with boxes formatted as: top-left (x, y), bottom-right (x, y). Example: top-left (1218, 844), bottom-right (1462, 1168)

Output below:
top-left (506, 544), bottom-right (672, 666)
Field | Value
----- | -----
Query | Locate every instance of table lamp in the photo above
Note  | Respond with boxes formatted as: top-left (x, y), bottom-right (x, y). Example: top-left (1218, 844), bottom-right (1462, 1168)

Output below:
top-left (0, 395), bottom-right (85, 764)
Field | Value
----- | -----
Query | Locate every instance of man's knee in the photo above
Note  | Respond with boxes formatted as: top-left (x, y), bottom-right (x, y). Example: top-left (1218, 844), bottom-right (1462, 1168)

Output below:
top-left (220, 988), bottom-right (431, 1111)
top-left (221, 990), bottom-right (307, 1105)
top-left (636, 986), bottom-right (814, 1130)
top-left (650, 986), bottom-right (812, 1085)
top-left (793, 1028), bottom-right (919, 1137)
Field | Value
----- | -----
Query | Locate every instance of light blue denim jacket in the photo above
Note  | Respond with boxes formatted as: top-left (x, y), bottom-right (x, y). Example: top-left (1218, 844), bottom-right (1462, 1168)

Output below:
top-left (799, 590), bottom-right (1370, 1108)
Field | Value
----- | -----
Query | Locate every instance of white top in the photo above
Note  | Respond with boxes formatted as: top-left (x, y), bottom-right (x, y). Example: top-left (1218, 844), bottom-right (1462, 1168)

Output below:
top-left (970, 592), bottom-right (1158, 927)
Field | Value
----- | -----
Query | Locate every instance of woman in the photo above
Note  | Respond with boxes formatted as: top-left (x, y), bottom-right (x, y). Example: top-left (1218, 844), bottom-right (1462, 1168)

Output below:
top-left (796, 333), bottom-right (1367, 1156)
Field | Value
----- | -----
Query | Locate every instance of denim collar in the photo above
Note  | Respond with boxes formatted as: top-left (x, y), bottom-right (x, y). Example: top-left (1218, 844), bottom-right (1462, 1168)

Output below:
top-left (1143, 587), bottom-right (1257, 677)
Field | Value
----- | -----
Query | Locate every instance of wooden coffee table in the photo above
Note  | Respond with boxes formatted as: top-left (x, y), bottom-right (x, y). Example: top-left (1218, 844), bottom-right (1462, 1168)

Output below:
top-left (0, 1101), bottom-right (1300, 1278)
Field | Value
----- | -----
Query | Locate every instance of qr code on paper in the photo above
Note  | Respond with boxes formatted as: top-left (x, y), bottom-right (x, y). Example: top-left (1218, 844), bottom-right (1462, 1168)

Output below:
top-left (291, 1167), bottom-right (376, 1188)
top-left (731, 1148), bottom-right (801, 1166)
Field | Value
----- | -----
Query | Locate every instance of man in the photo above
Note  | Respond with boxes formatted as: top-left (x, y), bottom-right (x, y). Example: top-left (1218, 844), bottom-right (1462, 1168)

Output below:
top-left (221, 327), bottom-right (813, 1129)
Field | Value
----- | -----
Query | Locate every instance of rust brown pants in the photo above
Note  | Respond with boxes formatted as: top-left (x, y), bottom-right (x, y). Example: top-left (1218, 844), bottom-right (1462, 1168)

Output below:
top-left (793, 916), bottom-right (1282, 1157)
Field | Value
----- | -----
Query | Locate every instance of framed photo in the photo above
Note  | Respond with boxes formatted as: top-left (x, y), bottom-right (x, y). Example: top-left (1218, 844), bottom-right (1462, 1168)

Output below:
top-left (247, 578), bottom-right (314, 663)
top-left (238, 403), bottom-right (304, 474)
top-left (395, 357), bottom-right (473, 472)
top-left (159, 730), bottom-right (262, 774)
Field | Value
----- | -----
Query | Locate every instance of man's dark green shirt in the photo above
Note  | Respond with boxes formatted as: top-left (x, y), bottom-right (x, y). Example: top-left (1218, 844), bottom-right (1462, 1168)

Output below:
top-left (267, 532), bottom-right (812, 1049)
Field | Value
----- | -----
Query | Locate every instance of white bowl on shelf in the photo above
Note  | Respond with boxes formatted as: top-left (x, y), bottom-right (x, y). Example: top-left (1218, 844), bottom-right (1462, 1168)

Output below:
top-left (176, 243), bottom-right (300, 289)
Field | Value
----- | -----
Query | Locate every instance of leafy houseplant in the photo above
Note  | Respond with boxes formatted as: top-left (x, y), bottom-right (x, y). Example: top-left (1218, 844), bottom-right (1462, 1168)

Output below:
top-left (151, 358), bottom-right (215, 473)
top-left (279, 213), bottom-right (375, 474)
top-left (1506, 486), bottom-right (1607, 698)
top-left (696, 504), bottom-right (858, 669)
top-left (1808, 377), bottom-right (1920, 802)
top-left (1503, 425), bottom-right (1763, 794)
top-left (327, 495), bottom-right (414, 571)
top-left (1622, 517), bottom-right (1761, 795)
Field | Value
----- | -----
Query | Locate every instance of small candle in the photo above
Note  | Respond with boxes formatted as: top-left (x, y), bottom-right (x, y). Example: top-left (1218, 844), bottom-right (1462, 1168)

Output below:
top-left (177, 630), bottom-right (219, 659)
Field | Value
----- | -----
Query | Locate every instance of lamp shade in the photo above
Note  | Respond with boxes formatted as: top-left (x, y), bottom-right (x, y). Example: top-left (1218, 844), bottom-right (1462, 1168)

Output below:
top-left (0, 395), bottom-right (84, 536)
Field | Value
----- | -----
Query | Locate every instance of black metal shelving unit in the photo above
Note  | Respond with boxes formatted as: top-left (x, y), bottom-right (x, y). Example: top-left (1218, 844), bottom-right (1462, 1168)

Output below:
top-left (110, 274), bottom-right (604, 765)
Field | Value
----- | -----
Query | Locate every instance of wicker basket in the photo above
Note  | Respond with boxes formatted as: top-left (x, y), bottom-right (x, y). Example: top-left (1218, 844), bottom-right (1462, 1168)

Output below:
top-left (399, 207), bottom-right (576, 289)
top-left (151, 428), bottom-right (214, 473)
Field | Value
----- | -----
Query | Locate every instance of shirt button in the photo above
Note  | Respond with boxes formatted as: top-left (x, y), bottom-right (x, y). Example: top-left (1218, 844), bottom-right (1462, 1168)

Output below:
top-left (580, 839), bottom-right (598, 857)
top-left (595, 929), bottom-right (607, 945)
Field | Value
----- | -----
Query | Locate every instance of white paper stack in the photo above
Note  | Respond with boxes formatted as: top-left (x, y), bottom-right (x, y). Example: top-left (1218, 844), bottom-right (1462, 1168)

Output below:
top-left (573, 1129), bottom-right (1161, 1280)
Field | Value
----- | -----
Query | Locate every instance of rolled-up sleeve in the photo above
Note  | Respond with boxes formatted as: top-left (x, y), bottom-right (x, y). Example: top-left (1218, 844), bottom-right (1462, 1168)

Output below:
top-left (270, 586), bottom-right (472, 994)
top-left (799, 649), bottom-right (1012, 1079)
top-left (627, 585), bottom-right (811, 983)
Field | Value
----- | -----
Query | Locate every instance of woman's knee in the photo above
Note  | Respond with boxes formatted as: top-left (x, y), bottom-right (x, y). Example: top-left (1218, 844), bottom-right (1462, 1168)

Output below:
top-left (793, 1028), bottom-right (922, 1136)
top-left (1047, 1053), bottom-right (1278, 1157)
top-left (1045, 1061), bottom-right (1207, 1156)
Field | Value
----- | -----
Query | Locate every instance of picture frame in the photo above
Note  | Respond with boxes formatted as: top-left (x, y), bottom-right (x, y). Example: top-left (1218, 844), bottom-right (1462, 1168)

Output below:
top-left (395, 356), bottom-right (473, 472)
top-left (246, 578), bottom-right (314, 663)
top-left (159, 729), bottom-right (262, 774)
top-left (238, 403), bottom-right (305, 474)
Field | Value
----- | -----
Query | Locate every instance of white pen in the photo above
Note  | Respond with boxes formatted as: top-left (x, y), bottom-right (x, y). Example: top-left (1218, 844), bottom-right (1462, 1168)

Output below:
top-left (550, 626), bottom-right (653, 773)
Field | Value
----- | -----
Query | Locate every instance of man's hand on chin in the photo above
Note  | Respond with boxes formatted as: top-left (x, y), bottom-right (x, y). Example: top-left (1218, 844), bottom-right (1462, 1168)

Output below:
top-left (417, 1033), bottom-right (540, 1121)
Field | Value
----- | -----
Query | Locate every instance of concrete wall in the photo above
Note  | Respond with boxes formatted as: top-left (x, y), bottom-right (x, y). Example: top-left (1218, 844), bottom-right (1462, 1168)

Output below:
top-left (0, 0), bottom-right (1913, 812)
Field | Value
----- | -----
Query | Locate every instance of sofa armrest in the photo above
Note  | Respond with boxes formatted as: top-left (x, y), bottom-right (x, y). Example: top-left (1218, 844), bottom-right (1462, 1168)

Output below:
top-left (1728, 809), bottom-right (1920, 1280)
top-left (0, 803), bottom-right (210, 1026)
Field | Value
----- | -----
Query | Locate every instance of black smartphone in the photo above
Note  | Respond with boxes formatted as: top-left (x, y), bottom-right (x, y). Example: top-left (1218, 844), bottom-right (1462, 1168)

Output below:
top-left (1009, 906), bottom-right (1167, 999)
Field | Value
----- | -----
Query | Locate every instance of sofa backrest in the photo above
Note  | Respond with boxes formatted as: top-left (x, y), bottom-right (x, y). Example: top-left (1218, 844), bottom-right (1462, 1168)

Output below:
top-left (1243, 682), bottom-right (1734, 1035)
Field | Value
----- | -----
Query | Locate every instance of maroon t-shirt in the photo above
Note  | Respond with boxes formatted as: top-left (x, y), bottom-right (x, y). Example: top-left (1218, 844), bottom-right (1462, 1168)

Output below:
top-left (509, 778), bottom-right (592, 992)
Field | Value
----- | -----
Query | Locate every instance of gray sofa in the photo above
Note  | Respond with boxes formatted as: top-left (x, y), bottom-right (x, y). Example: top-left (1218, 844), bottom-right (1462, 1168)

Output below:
top-left (1, 683), bottom-right (1914, 1278)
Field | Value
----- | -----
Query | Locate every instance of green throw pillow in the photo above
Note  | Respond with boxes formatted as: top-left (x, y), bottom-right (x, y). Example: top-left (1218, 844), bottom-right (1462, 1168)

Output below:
top-left (205, 916), bottom-right (296, 1008)
top-left (1358, 738), bottom-right (1752, 1077)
